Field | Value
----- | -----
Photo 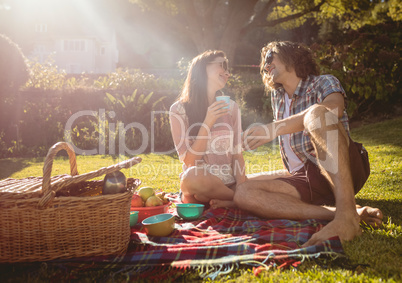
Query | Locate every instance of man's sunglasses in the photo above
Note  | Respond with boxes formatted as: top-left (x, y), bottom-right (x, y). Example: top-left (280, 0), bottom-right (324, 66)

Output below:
top-left (263, 50), bottom-right (275, 72)
top-left (208, 59), bottom-right (228, 71)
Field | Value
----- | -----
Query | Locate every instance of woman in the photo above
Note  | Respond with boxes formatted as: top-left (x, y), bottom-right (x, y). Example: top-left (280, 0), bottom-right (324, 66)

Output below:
top-left (169, 50), bottom-right (246, 208)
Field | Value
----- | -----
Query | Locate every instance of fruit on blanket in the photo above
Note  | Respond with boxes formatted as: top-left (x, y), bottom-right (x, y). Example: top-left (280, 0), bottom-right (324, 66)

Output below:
top-left (156, 191), bottom-right (169, 204)
top-left (131, 194), bottom-right (144, 207)
top-left (145, 195), bottom-right (163, 207)
top-left (138, 187), bottom-right (155, 202)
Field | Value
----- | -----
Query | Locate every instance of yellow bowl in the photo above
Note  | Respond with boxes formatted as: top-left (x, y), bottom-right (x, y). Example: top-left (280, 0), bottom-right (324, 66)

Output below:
top-left (131, 202), bottom-right (171, 222)
top-left (142, 213), bottom-right (175, 237)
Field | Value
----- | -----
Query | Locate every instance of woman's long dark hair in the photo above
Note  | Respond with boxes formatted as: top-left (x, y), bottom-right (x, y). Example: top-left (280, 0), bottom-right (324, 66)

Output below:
top-left (178, 50), bottom-right (226, 136)
top-left (260, 41), bottom-right (319, 90)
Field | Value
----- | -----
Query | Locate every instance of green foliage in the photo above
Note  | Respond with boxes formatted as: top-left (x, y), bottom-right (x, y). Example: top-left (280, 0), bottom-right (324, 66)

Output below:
top-left (94, 68), bottom-right (182, 92)
top-left (312, 21), bottom-right (401, 118)
top-left (0, 59), bottom-right (181, 157)
top-left (265, 0), bottom-right (399, 35)
top-left (267, 0), bottom-right (310, 30)
top-left (225, 71), bottom-right (273, 128)
top-left (102, 90), bottom-right (171, 153)
top-left (176, 57), bottom-right (191, 77)
top-left (25, 57), bottom-right (66, 90)
top-left (65, 115), bottom-right (100, 154)
top-left (129, 0), bottom-right (179, 15)
top-left (104, 90), bottom-right (166, 119)
top-left (0, 34), bottom-right (28, 94)
top-left (387, 0), bottom-right (402, 21)
top-left (0, 34), bottom-right (29, 146)
top-left (311, 0), bottom-right (397, 29)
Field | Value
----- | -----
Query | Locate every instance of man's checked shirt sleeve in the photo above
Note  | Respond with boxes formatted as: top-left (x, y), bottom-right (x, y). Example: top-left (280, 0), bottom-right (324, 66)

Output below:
top-left (271, 74), bottom-right (351, 171)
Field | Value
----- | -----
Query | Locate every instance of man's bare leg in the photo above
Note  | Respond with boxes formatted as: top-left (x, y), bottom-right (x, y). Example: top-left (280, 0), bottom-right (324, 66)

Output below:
top-left (302, 105), bottom-right (369, 246)
top-left (234, 179), bottom-right (335, 220)
top-left (234, 179), bottom-right (382, 244)
top-left (246, 169), bottom-right (291, 181)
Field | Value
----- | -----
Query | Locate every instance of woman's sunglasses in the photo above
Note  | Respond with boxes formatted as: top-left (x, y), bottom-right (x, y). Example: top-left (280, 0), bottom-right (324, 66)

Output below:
top-left (208, 59), bottom-right (228, 71)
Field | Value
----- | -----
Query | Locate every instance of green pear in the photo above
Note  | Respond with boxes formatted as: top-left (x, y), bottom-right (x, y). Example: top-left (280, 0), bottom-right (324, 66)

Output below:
top-left (138, 186), bottom-right (155, 202)
top-left (145, 195), bottom-right (163, 207)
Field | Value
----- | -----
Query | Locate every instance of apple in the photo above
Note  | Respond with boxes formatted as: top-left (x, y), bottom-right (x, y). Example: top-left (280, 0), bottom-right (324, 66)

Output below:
top-left (131, 194), bottom-right (144, 207)
top-left (145, 195), bottom-right (163, 207)
top-left (138, 187), bottom-right (155, 202)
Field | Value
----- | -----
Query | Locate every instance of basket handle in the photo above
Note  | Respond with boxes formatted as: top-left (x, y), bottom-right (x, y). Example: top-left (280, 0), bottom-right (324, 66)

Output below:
top-left (42, 142), bottom-right (79, 194)
top-left (39, 142), bottom-right (142, 207)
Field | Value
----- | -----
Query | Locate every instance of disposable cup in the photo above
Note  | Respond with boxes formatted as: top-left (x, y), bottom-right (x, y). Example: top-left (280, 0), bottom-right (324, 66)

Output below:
top-left (216, 95), bottom-right (230, 109)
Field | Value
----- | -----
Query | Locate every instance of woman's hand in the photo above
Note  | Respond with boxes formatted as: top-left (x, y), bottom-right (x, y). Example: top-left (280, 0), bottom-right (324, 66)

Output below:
top-left (203, 100), bottom-right (229, 127)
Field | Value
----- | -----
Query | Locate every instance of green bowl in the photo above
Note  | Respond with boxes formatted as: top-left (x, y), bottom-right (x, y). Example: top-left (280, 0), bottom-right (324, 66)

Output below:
top-left (176, 203), bottom-right (205, 220)
top-left (130, 211), bottom-right (139, 227)
top-left (142, 213), bottom-right (175, 237)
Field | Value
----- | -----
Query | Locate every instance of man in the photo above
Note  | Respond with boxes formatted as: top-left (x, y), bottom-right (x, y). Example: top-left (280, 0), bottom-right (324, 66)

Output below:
top-left (236, 41), bottom-right (383, 246)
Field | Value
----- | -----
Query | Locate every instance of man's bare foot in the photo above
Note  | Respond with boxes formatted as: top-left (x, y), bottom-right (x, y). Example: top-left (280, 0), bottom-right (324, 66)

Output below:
top-left (302, 212), bottom-right (361, 247)
top-left (210, 199), bottom-right (237, 209)
top-left (357, 206), bottom-right (383, 228)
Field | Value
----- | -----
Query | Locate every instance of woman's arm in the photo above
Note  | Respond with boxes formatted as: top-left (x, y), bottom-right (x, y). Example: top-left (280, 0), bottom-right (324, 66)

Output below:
top-left (169, 100), bottom-right (229, 168)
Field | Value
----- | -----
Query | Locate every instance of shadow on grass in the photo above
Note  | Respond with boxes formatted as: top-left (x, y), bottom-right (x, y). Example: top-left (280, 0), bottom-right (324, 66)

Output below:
top-left (0, 159), bottom-right (32, 179)
top-left (356, 198), bottom-right (402, 226)
top-left (351, 117), bottom-right (402, 148)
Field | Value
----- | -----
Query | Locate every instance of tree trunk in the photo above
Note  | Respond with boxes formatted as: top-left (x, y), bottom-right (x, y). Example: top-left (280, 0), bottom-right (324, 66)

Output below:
top-left (218, 0), bottom-right (258, 63)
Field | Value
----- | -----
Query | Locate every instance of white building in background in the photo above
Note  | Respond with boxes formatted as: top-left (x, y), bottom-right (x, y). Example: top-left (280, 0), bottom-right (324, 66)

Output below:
top-left (2, 0), bottom-right (121, 75)
top-left (29, 23), bottom-right (119, 74)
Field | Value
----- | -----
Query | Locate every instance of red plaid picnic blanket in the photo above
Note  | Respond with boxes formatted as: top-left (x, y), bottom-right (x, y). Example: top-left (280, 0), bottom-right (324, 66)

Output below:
top-left (57, 206), bottom-right (344, 280)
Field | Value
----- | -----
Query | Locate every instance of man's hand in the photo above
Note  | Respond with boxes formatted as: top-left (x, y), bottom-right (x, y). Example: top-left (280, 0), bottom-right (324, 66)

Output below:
top-left (242, 124), bottom-right (274, 150)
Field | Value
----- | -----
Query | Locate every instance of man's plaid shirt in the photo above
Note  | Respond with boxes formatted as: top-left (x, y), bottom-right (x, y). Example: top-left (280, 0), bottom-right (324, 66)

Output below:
top-left (271, 74), bottom-right (350, 172)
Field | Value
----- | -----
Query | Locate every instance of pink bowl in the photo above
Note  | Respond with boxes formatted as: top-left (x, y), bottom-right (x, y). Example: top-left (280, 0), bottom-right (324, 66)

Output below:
top-left (131, 202), bottom-right (171, 222)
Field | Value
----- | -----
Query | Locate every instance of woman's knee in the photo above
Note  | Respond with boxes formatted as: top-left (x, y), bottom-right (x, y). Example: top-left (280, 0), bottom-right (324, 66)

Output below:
top-left (182, 166), bottom-right (203, 182)
top-left (181, 167), bottom-right (211, 194)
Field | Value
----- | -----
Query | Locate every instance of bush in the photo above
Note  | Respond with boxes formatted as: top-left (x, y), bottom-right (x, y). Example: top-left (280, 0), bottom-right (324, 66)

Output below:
top-left (312, 21), bottom-right (401, 118)
top-left (0, 34), bottom-right (29, 152)
top-left (225, 71), bottom-right (273, 129)
top-left (25, 57), bottom-right (66, 90)
top-left (0, 66), bottom-right (180, 157)
top-left (94, 68), bottom-right (182, 94)
top-left (0, 34), bottom-right (28, 94)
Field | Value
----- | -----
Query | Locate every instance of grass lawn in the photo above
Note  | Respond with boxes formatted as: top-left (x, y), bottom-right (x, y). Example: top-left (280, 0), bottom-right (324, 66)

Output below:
top-left (1, 117), bottom-right (401, 282)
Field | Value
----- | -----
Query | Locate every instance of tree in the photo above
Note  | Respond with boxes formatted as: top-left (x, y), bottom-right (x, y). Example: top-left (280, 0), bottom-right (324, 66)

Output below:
top-left (0, 33), bottom-right (29, 148)
top-left (128, 0), bottom-right (399, 63)
top-left (0, 34), bottom-right (28, 94)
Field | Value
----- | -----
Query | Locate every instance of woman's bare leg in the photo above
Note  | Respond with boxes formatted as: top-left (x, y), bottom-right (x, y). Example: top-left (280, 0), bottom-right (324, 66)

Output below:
top-left (180, 166), bottom-right (235, 204)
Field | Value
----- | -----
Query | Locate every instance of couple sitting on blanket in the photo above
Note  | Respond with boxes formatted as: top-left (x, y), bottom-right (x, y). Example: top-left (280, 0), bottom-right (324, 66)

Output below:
top-left (169, 41), bottom-right (383, 247)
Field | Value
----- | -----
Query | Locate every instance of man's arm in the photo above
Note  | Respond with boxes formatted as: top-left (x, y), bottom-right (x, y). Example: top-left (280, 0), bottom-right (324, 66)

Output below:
top-left (243, 92), bottom-right (345, 150)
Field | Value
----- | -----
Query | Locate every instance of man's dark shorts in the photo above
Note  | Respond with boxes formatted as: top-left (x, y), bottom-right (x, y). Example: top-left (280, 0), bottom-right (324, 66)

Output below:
top-left (275, 139), bottom-right (370, 206)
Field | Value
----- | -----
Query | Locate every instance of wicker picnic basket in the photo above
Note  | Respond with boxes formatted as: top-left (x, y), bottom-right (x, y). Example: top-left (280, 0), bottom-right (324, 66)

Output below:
top-left (0, 142), bottom-right (142, 263)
